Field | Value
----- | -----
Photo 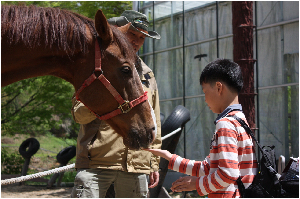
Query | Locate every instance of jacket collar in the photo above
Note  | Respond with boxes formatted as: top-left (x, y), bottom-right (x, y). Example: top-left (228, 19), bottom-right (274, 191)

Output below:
top-left (214, 104), bottom-right (242, 125)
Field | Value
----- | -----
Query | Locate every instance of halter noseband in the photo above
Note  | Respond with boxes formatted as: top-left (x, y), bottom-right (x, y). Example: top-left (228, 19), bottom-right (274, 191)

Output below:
top-left (75, 39), bottom-right (148, 120)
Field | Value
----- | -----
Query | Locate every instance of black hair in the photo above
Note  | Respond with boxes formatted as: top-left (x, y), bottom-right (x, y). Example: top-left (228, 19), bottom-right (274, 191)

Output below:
top-left (199, 58), bottom-right (243, 93)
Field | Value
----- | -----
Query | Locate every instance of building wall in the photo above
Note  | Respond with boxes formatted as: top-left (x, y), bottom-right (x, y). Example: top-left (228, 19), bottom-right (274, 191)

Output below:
top-left (137, 1), bottom-right (299, 167)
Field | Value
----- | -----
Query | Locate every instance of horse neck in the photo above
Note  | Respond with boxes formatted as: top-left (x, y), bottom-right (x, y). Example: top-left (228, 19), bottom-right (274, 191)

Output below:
top-left (1, 40), bottom-right (95, 87)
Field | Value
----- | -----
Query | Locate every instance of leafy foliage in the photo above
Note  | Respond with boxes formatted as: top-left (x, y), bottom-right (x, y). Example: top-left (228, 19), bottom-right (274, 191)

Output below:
top-left (1, 147), bottom-right (24, 174)
top-left (1, 1), bottom-right (132, 19)
top-left (60, 170), bottom-right (77, 182)
top-left (1, 1), bottom-right (132, 136)
top-left (1, 77), bottom-right (75, 136)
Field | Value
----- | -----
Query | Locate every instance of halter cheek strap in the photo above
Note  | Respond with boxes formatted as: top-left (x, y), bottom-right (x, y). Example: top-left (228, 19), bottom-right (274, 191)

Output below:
top-left (75, 39), bottom-right (148, 120)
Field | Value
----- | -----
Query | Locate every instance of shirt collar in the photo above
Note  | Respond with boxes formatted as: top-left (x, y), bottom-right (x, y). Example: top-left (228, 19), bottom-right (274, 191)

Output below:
top-left (214, 104), bottom-right (243, 125)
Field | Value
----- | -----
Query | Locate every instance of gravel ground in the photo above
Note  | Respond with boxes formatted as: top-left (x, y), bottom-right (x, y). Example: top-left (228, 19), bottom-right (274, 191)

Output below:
top-left (1, 184), bottom-right (73, 198)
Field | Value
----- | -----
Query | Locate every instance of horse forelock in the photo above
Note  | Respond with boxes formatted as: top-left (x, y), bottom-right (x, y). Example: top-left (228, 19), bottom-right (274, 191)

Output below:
top-left (1, 5), bottom-right (96, 55)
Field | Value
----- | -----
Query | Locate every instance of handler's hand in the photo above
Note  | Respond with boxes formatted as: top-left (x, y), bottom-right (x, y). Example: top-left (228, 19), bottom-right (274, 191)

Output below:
top-left (143, 149), bottom-right (172, 161)
top-left (148, 171), bottom-right (159, 188)
top-left (171, 176), bottom-right (198, 192)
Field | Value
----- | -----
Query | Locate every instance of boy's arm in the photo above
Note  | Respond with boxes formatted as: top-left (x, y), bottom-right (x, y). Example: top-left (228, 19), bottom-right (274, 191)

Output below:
top-left (145, 148), bottom-right (202, 192)
top-left (144, 149), bottom-right (172, 161)
top-left (144, 149), bottom-right (210, 177)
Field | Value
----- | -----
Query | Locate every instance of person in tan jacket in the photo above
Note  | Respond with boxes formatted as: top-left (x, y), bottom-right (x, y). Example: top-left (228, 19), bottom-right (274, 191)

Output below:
top-left (71, 10), bottom-right (161, 198)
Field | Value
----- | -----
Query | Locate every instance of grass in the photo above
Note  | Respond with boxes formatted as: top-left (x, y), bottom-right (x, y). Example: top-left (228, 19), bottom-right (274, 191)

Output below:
top-left (1, 133), bottom-right (76, 154)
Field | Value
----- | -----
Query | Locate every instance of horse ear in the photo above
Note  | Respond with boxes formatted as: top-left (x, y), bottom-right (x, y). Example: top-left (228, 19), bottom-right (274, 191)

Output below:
top-left (95, 10), bottom-right (113, 43)
top-left (117, 23), bottom-right (131, 34)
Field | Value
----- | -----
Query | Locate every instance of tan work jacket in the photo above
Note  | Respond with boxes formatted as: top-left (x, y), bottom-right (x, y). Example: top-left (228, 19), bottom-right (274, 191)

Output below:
top-left (71, 59), bottom-right (161, 174)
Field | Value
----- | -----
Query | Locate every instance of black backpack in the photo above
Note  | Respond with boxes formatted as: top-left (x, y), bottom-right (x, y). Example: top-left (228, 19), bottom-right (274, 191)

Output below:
top-left (233, 115), bottom-right (299, 198)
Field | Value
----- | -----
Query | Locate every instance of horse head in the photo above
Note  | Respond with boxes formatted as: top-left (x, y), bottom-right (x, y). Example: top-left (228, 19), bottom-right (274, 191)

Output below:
top-left (1, 5), bottom-right (156, 150)
top-left (74, 10), bottom-right (157, 150)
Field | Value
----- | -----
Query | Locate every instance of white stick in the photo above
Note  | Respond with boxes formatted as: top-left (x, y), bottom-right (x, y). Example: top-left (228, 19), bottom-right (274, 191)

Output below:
top-left (161, 127), bottom-right (182, 141)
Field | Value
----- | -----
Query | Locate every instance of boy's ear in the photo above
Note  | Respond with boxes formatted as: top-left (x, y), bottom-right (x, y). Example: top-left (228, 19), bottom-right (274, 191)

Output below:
top-left (216, 82), bottom-right (223, 94)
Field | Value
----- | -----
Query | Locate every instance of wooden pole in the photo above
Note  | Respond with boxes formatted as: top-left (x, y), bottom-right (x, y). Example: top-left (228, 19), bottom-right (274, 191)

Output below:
top-left (232, 1), bottom-right (256, 130)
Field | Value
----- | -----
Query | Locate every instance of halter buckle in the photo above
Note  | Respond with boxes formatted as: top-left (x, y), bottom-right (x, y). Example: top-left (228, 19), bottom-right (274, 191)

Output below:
top-left (118, 101), bottom-right (132, 113)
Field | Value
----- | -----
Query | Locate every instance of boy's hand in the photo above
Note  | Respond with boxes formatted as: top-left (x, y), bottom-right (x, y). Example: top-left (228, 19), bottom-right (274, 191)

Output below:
top-left (143, 149), bottom-right (172, 161)
top-left (171, 176), bottom-right (198, 192)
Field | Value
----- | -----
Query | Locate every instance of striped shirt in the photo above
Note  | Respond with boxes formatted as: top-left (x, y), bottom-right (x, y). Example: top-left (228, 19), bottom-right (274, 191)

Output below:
top-left (168, 108), bottom-right (258, 198)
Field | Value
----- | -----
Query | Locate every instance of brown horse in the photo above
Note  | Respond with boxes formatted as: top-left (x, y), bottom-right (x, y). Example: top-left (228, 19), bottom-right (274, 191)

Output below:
top-left (1, 5), bottom-right (156, 150)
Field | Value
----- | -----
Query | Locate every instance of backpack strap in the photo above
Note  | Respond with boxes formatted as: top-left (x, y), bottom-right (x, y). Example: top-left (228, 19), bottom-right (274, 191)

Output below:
top-left (236, 176), bottom-right (246, 198)
top-left (232, 115), bottom-right (273, 168)
top-left (232, 115), bottom-right (282, 197)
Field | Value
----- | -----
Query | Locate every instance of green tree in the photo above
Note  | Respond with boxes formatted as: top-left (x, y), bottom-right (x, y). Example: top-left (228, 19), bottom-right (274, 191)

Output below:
top-left (75, 1), bottom-right (133, 19)
top-left (1, 77), bottom-right (75, 136)
top-left (1, 1), bottom-right (132, 137)
top-left (1, 1), bottom-right (132, 19)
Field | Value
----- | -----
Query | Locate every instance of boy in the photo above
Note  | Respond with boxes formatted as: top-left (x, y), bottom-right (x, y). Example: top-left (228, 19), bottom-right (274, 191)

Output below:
top-left (145, 59), bottom-right (257, 198)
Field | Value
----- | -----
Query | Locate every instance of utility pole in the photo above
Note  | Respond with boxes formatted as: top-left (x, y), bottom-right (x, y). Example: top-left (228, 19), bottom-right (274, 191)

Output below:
top-left (232, 1), bottom-right (256, 130)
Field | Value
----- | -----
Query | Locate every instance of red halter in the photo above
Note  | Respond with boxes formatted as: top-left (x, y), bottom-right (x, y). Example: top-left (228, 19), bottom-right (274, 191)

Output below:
top-left (75, 40), bottom-right (148, 120)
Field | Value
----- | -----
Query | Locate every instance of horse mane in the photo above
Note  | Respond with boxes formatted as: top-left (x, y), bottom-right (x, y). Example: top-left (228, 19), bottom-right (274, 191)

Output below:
top-left (1, 5), bottom-right (138, 66)
top-left (1, 5), bottom-right (93, 55)
top-left (1, 5), bottom-right (96, 55)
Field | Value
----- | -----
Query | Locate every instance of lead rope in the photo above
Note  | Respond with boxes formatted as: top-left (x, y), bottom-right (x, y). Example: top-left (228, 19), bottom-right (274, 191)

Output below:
top-left (1, 163), bottom-right (75, 185)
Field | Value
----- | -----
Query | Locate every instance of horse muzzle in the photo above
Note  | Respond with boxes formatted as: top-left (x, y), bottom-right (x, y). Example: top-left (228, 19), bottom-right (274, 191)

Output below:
top-left (123, 126), bottom-right (156, 150)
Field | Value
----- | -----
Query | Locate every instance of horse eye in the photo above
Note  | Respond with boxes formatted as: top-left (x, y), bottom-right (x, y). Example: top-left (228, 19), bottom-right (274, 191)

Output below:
top-left (121, 66), bottom-right (131, 74)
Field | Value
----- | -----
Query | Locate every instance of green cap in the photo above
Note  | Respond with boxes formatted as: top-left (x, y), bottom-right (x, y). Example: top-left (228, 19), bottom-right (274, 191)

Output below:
top-left (107, 10), bottom-right (161, 39)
